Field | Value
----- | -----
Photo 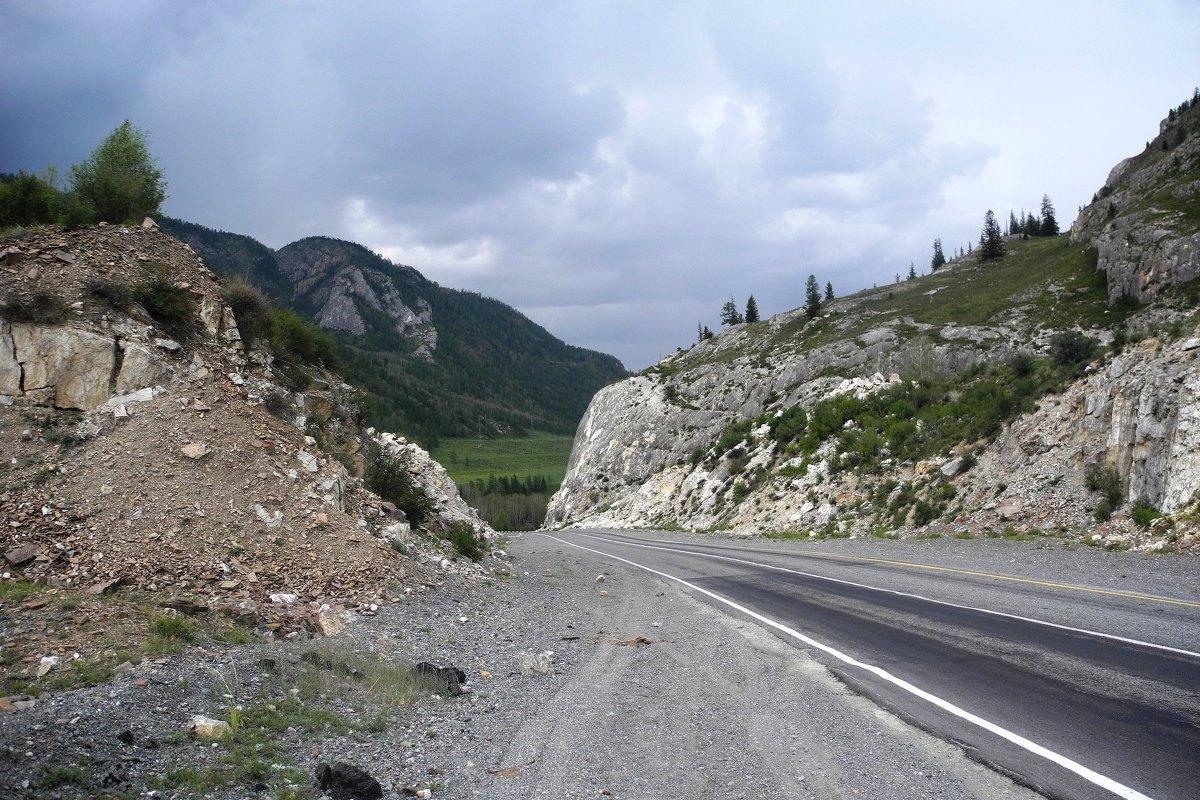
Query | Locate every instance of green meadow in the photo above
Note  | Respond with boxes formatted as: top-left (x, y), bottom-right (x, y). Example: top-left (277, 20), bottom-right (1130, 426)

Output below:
top-left (429, 431), bottom-right (575, 490)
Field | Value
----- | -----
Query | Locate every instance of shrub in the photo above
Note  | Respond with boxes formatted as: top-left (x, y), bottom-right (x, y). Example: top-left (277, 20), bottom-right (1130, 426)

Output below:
top-left (0, 171), bottom-right (59, 227)
top-left (1084, 463), bottom-right (1123, 507)
top-left (272, 307), bottom-right (338, 368)
top-left (365, 451), bottom-right (432, 526)
top-left (85, 279), bottom-right (134, 310)
top-left (1048, 331), bottom-right (1099, 368)
top-left (448, 521), bottom-right (486, 561)
top-left (1130, 500), bottom-right (1162, 529)
top-left (222, 278), bottom-right (274, 346)
top-left (1, 291), bottom-right (69, 324)
top-left (262, 391), bottom-right (290, 418)
top-left (133, 278), bottom-right (197, 340)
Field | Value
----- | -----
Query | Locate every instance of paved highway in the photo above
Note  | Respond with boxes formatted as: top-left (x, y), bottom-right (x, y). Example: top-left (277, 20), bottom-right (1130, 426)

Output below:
top-left (542, 530), bottom-right (1200, 800)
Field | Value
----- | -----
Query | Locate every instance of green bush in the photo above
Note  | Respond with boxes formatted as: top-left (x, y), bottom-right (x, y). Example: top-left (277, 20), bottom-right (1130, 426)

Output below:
top-left (1084, 463), bottom-right (1123, 507)
top-left (0, 171), bottom-right (59, 227)
top-left (1048, 330), bottom-right (1099, 368)
top-left (1130, 500), bottom-right (1163, 529)
top-left (133, 278), bottom-right (197, 340)
top-left (448, 521), bottom-right (487, 561)
top-left (272, 307), bottom-right (338, 368)
top-left (1, 291), bottom-right (70, 324)
top-left (222, 278), bottom-right (275, 346)
top-left (365, 451), bottom-right (432, 526)
top-left (85, 279), bottom-right (134, 310)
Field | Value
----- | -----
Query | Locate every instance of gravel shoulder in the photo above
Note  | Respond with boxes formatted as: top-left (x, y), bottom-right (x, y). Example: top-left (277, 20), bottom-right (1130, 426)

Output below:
top-left (9, 529), bottom-right (1192, 799)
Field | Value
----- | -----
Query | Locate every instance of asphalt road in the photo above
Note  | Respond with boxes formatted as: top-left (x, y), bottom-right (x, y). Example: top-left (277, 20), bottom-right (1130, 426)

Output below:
top-left (542, 530), bottom-right (1200, 800)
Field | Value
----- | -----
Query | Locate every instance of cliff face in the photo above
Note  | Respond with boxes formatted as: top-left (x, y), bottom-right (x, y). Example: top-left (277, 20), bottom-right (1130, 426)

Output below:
top-left (548, 102), bottom-right (1200, 551)
top-left (1072, 95), bottom-right (1200, 303)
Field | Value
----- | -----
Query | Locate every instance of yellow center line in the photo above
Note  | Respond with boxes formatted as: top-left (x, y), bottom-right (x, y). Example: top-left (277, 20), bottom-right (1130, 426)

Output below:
top-left (793, 551), bottom-right (1200, 608)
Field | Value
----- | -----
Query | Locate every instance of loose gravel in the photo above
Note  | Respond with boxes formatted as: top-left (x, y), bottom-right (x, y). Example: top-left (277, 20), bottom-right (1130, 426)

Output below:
top-left (9, 529), bottom-right (1189, 799)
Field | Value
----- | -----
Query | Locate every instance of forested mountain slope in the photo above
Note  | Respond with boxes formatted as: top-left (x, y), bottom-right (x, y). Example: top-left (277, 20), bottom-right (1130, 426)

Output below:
top-left (161, 220), bottom-right (628, 445)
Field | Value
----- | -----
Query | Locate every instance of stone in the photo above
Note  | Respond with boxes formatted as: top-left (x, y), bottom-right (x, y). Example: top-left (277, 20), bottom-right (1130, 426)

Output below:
top-left (9, 323), bottom-right (115, 409)
top-left (315, 762), bottom-right (383, 800)
top-left (270, 593), bottom-right (299, 604)
top-left (517, 650), bottom-right (553, 676)
top-left (152, 337), bottom-right (181, 352)
top-left (382, 522), bottom-right (410, 543)
top-left (189, 715), bottom-right (232, 739)
top-left (995, 499), bottom-right (1024, 521)
top-left (254, 504), bottom-right (282, 528)
top-left (85, 578), bottom-right (121, 595)
top-left (180, 442), bottom-right (211, 460)
top-left (317, 604), bottom-right (350, 636)
top-left (36, 656), bottom-right (59, 677)
top-left (940, 457), bottom-right (965, 478)
top-left (296, 450), bottom-right (319, 472)
top-left (4, 542), bottom-right (41, 566)
top-left (114, 343), bottom-right (171, 394)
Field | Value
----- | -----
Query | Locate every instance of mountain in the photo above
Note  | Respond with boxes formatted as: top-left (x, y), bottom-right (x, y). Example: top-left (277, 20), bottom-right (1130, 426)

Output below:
top-left (547, 94), bottom-right (1200, 553)
top-left (160, 219), bottom-right (628, 445)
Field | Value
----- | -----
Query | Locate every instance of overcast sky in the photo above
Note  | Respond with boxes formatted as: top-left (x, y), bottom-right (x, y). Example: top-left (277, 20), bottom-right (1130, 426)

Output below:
top-left (3, 1), bottom-right (1198, 369)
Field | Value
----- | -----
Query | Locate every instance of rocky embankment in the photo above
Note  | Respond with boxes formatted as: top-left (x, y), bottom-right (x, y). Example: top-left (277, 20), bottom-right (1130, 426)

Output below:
top-left (1, 222), bottom-right (498, 641)
top-left (548, 102), bottom-right (1200, 551)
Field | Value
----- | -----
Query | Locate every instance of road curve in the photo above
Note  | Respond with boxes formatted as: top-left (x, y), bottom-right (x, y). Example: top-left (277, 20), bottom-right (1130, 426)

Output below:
top-left (543, 530), bottom-right (1200, 800)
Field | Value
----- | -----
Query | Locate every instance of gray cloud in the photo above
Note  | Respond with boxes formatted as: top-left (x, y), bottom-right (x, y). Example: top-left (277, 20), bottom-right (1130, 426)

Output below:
top-left (3, 1), bottom-right (1199, 370)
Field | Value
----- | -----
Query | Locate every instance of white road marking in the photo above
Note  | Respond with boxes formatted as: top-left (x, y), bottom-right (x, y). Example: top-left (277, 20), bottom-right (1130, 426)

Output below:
top-left (544, 532), bottom-right (1158, 800)
top-left (575, 533), bottom-right (1200, 660)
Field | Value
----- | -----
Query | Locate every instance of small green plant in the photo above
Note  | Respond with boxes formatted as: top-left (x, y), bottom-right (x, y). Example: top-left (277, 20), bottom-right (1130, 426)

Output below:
top-left (262, 390), bottom-right (291, 418)
top-left (1130, 500), bottom-right (1165, 529)
top-left (40, 763), bottom-right (92, 790)
top-left (85, 278), bottom-right (134, 310)
top-left (1, 291), bottom-right (70, 324)
top-left (449, 520), bottom-right (487, 561)
top-left (133, 277), bottom-right (197, 340)
top-left (151, 613), bottom-right (196, 642)
top-left (1085, 463), bottom-right (1123, 521)
top-left (365, 451), bottom-right (432, 526)
top-left (222, 278), bottom-right (275, 346)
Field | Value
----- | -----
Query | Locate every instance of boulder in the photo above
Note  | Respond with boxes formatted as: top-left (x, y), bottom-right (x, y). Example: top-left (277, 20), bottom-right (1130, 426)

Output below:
top-left (114, 342), bottom-right (171, 394)
top-left (10, 323), bottom-right (115, 409)
top-left (315, 762), bottom-right (383, 800)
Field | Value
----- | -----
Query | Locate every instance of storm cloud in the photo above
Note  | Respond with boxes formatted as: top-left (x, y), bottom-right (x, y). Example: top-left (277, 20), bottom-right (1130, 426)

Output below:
top-left (3, 1), bottom-right (1198, 368)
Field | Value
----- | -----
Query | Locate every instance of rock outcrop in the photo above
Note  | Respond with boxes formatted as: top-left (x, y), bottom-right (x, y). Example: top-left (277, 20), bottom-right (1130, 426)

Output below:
top-left (1072, 94), bottom-right (1200, 303)
top-left (549, 98), bottom-right (1200, 551)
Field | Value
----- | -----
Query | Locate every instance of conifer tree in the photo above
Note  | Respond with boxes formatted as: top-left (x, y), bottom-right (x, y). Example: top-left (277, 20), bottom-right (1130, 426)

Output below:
top-left (907, 261), bottom-right (917, 281)
top-left (824, 281), bottom-right (834, 301)
top-left (931, 238), bottom-right (946, 271)
top-left (719, 297), bottom-right (743, 326)
top-left (744, 295), bottom-right (760, 324)
top-left (1040, 194), bottom-right (1059, 236)
top-left (804, 275), bottom-right (821, 318)
top-left (980, 209), bottom-right (1005, 260)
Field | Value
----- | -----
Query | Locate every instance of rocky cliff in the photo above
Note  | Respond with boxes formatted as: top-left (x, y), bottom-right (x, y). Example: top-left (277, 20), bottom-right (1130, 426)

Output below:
top-left (1072, 91), bottom-right (1200, 302)
top-left (548, 101), bottom-right (1200, 553)
top-left (1, 221), bottom-right (500, 635)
